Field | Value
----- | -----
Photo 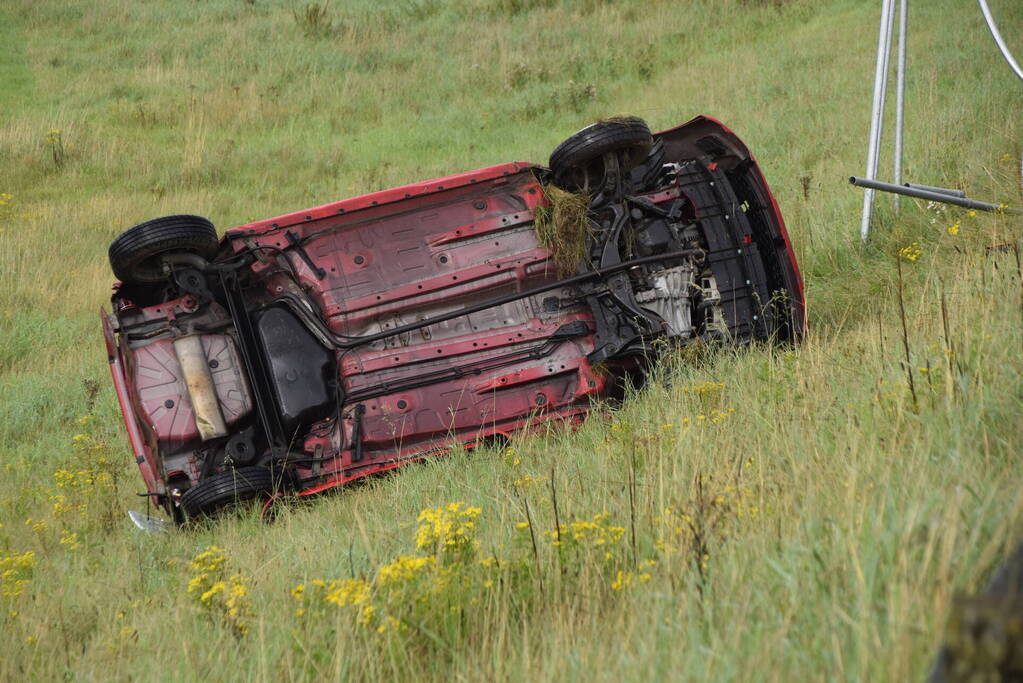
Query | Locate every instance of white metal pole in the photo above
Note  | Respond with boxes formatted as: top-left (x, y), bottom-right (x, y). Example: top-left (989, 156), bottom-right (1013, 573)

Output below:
top-left (880, 1), bottom-right (896, 108)
top-left (861, 0), bottom-right (896, 243)
top-left (893, 0), bottom-right (908, 211)
top-left (978, 0), bottom-right (1023, 83)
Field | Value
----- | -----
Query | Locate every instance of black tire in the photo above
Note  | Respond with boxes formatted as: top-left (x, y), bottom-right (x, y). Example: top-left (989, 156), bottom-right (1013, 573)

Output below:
top-left (179, 466), bottom-right (283, 519)
top-left (108, 214), bottom-right (218, 284)
top-left (549, 117), bottom-right (653, 190)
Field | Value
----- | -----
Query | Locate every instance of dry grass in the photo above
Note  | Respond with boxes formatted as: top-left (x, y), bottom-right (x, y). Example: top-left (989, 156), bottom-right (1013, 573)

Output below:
top-left (533, 184), bottom-right (593, 273)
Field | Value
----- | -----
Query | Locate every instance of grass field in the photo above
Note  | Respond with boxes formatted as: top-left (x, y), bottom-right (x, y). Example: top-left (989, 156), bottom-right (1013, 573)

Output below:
top-left (1, 0), bottom-right (1022, 679)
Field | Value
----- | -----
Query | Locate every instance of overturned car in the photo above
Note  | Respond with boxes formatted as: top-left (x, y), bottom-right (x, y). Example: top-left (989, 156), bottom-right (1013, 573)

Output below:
top-left (102, 116), bottom-right (804, 522)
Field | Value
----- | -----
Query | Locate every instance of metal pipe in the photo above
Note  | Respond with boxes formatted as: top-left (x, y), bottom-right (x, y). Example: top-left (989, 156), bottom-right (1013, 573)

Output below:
top-left (860, 0), bottom-right (897, 243)
top-left (173, 335), bottom-right (229, 441)
top-left (850, 176), bottom-right (1023, 214)
top-left (893, 0), bottom-right (908, 211)
top-left (277, 249), bottom-right (703, 349)
top-left (905, 183), bottom-right (966, 198)
top-left (881, 1), bottom-right (897, 121)
top-left (978, 0), bottom-right (1023, 83)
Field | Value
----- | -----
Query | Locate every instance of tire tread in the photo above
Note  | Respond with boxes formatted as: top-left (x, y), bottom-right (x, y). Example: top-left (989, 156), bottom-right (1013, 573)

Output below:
top-left (179, 466), bottom-right (280, 519)
top-left (108, 214), bottom-right (218, 283)
top-left (549, 117), bottom-right (653, 181)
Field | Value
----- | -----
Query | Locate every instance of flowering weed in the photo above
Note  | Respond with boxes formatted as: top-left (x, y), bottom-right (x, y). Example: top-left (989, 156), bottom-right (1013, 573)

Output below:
top-left (186, 546), bottom-right (253, 637)
top-left (0, 550), bottom-right (35, 598)
top-left (415, 502), bottom-right (481, 559)
top-left (544, 512), bottom-right (625, 554)
top-left (899, 242), bottom-right (923, 262)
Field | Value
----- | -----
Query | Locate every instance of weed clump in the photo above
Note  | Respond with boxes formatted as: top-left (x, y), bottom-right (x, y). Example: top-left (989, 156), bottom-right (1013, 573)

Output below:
top-left (293, 3), bottom-right (337, 39)
top-left (291, 501), bottom-right (491, 637)
top-left (533, 185), bottom-right (592, 274)
top-left (187, 546), bottom-right (253, 637)
top-left (0, 550), bottom-right (35, 598)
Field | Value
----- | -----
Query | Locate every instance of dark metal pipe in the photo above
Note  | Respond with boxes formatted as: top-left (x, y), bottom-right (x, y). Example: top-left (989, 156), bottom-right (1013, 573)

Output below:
top-left (281, 249), bottom-right (702, 349)
top-left (849, 176), bottom-right (1022, 215)
top-left (904, 183), bottom-right (966, 198)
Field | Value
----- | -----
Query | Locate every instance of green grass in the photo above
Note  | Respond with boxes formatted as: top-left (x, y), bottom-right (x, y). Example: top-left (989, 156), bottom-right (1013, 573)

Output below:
top-left (1, 0), bottom-right (1022, 679)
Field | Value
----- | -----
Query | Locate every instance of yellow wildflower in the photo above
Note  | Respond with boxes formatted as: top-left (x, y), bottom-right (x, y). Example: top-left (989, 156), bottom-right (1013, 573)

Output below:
top-left (59, 530), bottom-right (80, 551)
top-left (200, 581), bottom-right (226, 604)
top-left (324, 579), bottom-right (371, 607)
top-left (512, 474), bottom-right (546, 489)
top-left (0, 550), bottom-right (36, 597)
top-left (377, 555), bottom-right (436, 586)
top-left (898, 242), bottom-right (922, 262)
top-left (415, 502), bottom-right (482, 557)
top-left (357, 604), bottom-right (376, 626)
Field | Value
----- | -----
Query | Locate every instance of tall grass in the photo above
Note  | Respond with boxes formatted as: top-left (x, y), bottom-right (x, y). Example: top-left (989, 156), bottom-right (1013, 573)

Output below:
top-left (0, 0), bottom-right (1021, 679)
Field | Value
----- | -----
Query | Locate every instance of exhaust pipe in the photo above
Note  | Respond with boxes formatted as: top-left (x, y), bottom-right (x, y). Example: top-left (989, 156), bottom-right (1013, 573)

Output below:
top-left (173, 335), bottom-right (229, 441)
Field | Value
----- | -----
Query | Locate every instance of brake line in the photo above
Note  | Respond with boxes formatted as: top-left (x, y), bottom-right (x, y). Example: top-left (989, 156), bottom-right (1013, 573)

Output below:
top-left (275, 249), bottom-right (702, 350)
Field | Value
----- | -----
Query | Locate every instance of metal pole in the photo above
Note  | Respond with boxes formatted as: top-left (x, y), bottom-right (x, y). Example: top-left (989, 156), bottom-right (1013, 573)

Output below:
top-left (904, 183), bottom-right (966, 198)
top-left (880, 2), bottom-right (896, 115)
top-left (851, 176), bottom-right (1023, 214)
top-left (978, 0), bottom-right (1023, 83)
top-left (893, 0), bottom-right (908, 211)
top-left (860, 0), bottom-right (896, 243)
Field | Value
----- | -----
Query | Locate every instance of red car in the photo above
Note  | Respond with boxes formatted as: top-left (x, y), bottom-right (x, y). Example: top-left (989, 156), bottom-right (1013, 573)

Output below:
top-left (102, 116), bottom-right (804, 523)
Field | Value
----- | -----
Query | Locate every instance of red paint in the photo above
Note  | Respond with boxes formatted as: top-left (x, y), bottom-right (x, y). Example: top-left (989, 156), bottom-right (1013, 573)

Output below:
top-left (226, 162), bottom-right (531, 237)
top-left (296, 407), bottom-right (590, 497)
top-left (102, 311), bottom-right (162, 496)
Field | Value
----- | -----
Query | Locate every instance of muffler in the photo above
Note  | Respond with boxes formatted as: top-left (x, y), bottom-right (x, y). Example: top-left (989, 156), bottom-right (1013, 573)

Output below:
top-left (173, 335), bottom-right (229, 441)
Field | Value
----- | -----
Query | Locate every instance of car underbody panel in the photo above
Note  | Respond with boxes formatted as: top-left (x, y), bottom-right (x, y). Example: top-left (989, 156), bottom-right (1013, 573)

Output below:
top-left (102, 115), bottom-right (805, 521)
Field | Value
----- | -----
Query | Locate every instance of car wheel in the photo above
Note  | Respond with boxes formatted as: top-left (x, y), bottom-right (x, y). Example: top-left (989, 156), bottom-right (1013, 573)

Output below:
top-left (178, 466), bottom-right (283, 519)
top-left (108, 214), bottom-right (218, 284)
top-left (549, 117), bottom-right (653, 192)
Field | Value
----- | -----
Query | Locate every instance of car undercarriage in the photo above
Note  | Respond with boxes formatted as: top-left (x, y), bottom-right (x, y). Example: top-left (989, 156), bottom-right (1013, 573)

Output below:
top-left (101, 115), bottom-right (804, 523)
